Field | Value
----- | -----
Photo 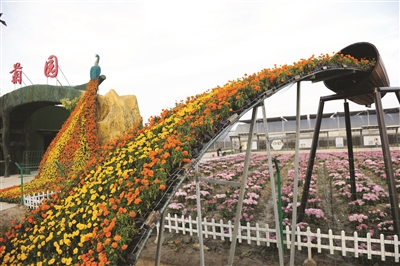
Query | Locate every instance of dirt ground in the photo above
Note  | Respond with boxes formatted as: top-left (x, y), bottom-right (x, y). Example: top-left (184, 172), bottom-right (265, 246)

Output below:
top-left (0, 206), bottom-right (398, 266)
top-left (135, 230), bottom-right (400, 266)
top-left (136, 231), bottom-right (314, 266)
top-left (0, 205), bottom-right (26, 230)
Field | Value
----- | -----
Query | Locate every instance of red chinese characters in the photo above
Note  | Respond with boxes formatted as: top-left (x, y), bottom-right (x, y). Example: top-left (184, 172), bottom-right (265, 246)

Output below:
top-left (10, 63), bottom-right (23, 84)
top-left (44, 55), bottom-right (58, 78)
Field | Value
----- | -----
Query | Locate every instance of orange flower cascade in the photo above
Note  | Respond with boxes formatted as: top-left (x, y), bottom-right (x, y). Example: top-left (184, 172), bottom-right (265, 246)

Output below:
top-left (0, 53), bottom-right (376, 265)
top-left (0, 79), bottom-right (101, 202)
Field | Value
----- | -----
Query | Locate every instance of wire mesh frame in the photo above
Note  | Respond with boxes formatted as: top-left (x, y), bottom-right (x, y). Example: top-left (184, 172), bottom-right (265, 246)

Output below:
top-left (21, 150), bottom-right (44, 174)
top-left (13, 151), bottom-right (43, 205)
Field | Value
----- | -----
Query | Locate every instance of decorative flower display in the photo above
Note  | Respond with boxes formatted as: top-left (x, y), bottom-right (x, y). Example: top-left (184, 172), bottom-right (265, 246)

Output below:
top-left (167, 153), bottom-right (290, 223)
top-left (279, 153), bottom-right (327, 227)
top-left (0, 80), bottom-right (100, 203)
top-left (318, 150), bottom-right (400, 239)
top-left (0, 52), bottom-right (377, 265)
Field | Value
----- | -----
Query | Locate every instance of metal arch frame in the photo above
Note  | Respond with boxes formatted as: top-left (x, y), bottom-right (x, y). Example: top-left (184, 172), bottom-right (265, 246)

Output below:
top-left (127, 66), bottom-right (371, 265)
top-left (297, 86), bottom-right (400, 239)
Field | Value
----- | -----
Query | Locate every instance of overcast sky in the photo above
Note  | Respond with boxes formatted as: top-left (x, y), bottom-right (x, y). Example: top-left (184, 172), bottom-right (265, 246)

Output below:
top-left (1, 1), bottom-right (399, 123)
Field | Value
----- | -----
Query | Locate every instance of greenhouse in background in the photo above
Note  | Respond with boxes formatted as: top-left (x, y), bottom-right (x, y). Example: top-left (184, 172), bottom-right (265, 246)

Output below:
top-left (211, 107), bottom-right (400, 153)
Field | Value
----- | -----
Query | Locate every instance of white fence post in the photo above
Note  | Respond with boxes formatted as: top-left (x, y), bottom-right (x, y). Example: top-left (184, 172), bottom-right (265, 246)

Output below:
top-left (354, 231), bottom-right (359, 258)
top-left (306, 227), bottom-right (312, 259)
top-left (204, 217), bottom-right (209, 239)
top-left (246, 222), bottom-right (251, 245)
top-left (24, 191), bottom-right (400, 264)
top-left (367, 233), bottom-right (372, 259)
top-left (188, 216), bottom-right (193, 236)
top-left (23, 190), bottom-right (55, 209)
top-left (285, 225), bottom-right (290, 249)
top-left (297, 226), bottom-right (301, 251)
top-left (341, 230), bottom-right (346, 257)
top-left (158, 213), bottom-right (399, 263)
top-left (317, 228), bottom-right (321, 253)
top-left (329, 229), bottom-right (334, 255)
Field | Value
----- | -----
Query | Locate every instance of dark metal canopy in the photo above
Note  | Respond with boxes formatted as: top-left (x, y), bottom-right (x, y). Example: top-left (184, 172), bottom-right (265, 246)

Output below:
top-left (324, 42), bottom-right (390, 106)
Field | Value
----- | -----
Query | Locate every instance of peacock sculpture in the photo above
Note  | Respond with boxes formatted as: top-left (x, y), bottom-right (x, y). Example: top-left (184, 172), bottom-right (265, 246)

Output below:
top-left (0, 13), bottom-right (6, 26)
top-left (90, 54), bottom-right (101, 80)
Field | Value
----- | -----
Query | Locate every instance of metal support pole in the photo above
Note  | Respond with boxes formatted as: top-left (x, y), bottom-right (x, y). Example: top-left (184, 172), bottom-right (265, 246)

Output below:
top-left (261, 103), bottom-right (284, 266)
top-left (395, 91), bottom-right (400, 104)
top-left (228, 106), bottom-right (258, 266)
top-left (195, 163), bottom-right (205, 266)
top-left (327, 131), bottom-right (330, 149)
top-left (298, 98), bottom-right (325, 223)
top-left (373, 88), bottom-right (400, 237)
top-left (290, 82), bottom-right (301, 265)
top-left (273, 157), bottom-right (284, 255)
top-left (15, 162), bottom-right (24, 205)
top-left (55, 161), bottom-right (64, 177)
top-left (1, 112), bottom-right (11, 177)
top-left (360, 129), bottom-right (364, 148)
top-left (344, 101), bottom-right (357, 201)
top-left (155, 211), bottom-right (165, 266)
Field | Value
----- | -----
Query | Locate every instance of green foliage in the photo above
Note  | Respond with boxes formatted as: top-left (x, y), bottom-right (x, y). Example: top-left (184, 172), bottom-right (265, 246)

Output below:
top-left (60, 96), bottom-right (81, 111)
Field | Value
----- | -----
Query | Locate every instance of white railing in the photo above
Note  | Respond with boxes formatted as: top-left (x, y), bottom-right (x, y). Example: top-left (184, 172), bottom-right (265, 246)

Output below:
top-left (23, 191), bottom-right (55, 209)
top-left (21, 193), bottom-right (400, 263)
top-left (157, 213), bottom-right (400, 263)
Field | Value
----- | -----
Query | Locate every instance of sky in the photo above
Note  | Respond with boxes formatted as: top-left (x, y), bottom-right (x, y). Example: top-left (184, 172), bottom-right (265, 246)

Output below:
top-left (0, 1), bottom-right (399, 123)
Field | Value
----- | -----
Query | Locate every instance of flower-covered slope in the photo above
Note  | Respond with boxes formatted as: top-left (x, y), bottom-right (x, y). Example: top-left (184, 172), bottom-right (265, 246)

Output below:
top-left (0, 80), bottom-right (101, 203)
top-left (0, 53), bottom-right (375, 265)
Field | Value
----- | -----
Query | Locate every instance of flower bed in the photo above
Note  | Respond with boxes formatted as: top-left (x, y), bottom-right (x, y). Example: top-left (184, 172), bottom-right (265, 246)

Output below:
top-left (167, 153), bottom-right (293, 224)
top-left (316, 150), bottom-right (400, 256)
top-left (280, 153), bottom-right (327, 232)
top-left (0, 52), bottom-right (376, 265)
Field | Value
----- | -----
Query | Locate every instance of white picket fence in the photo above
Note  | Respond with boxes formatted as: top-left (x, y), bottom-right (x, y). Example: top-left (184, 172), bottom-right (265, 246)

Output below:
top-left (23, 191), bottom-right (55, 209)
top-left (22, 193), bottom-right (400, 262)
top-left (158, 213), bottom-right (400, 263)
